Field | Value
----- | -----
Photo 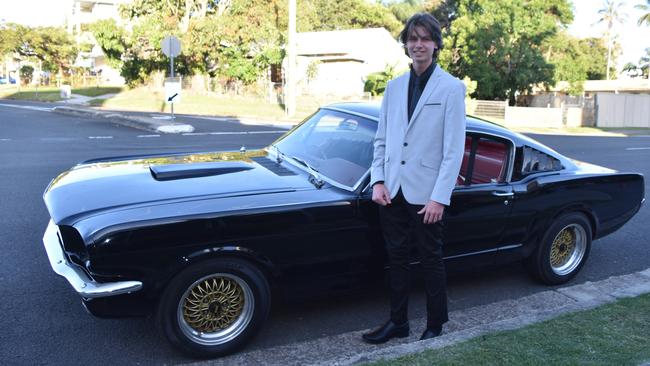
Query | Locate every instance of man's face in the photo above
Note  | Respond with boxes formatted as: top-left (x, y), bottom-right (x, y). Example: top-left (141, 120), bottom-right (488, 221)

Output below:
top-left (406, 25), bottom-right (436, 66)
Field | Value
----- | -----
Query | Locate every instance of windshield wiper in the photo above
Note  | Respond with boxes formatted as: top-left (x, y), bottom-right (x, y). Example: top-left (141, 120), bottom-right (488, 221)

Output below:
top-left (272, 144), bottom-right (284, 163)
top-left (289, 155), bottom-right (325, 189)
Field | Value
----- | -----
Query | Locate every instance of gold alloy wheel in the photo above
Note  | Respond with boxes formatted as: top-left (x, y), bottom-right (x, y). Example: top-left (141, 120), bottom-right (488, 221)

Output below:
top-left (550, 227), bottom-right (576, 267)
top-left (183, 276), bottom-right (244, 332)
top-left (177, 273), bottom-right (254, 346)
top-left (549, 223), bottom-right (587, 276)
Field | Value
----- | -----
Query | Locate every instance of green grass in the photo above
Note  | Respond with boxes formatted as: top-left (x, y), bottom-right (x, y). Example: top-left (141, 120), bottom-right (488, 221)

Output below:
top-left (0, 86), bottom-right (63, 102)
top-left (370, 293), bottom-right (650, 366)
top-left (85, 87), bottom-right (352, 121)
top-left (71, 86), bottom-right (124, 97)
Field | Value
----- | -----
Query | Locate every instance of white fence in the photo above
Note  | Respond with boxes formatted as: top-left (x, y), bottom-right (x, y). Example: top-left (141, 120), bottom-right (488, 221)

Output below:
top-left (468, 100), bottom-right (582, 127)
top-left (596, 93), bottom-right (650, 128)
top-left (504, 106), bottom-right (564, 127)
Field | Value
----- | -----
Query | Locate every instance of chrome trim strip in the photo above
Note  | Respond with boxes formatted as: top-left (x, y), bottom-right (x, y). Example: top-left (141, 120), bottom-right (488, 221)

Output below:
top-left (384, 244), bottom-right (525, 268)
top-left (443, 243), bottom-right (523, 260)
top-left (43, 220), bottom-right (143, 298)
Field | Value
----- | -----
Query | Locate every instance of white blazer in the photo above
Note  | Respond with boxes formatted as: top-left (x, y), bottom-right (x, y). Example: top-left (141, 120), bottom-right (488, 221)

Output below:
top-left (370, 66), bottom-right (466, 206)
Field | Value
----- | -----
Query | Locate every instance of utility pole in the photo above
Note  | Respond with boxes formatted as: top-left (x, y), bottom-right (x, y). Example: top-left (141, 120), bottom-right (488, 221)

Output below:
top-left (285, 0), bottom-right (296, 117)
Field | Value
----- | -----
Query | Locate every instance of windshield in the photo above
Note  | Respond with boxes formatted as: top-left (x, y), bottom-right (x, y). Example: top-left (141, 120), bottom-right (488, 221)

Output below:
top-left (273, 108), bottom-right (377, 188)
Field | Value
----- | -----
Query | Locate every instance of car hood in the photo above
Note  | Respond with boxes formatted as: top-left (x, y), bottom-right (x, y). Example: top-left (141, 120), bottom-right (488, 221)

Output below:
top-left (44, 149), bottom-right (314, 225)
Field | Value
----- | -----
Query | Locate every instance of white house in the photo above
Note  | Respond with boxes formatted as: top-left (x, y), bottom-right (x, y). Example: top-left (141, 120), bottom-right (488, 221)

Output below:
top-left (294, 28), bottom-right (410, 97)
top-left (69, 0), bottom-right (131, 84)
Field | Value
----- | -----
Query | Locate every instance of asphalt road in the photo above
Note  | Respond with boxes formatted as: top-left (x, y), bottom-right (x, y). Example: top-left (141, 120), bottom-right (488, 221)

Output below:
top-left (1, 101), bottom-right (648, 365)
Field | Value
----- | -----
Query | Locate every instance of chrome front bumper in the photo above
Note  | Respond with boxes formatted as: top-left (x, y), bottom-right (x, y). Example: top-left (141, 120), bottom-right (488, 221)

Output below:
top-left (43, 220), bottom-right (143, 298)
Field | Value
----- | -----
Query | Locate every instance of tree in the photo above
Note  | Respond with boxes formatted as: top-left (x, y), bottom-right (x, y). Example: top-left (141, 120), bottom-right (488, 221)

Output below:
top-left (364, 63), bottom-right (401, 96)
top-left (543, 32), bottom-right (587, 95)
top-left (0, 23), bottom-right (20, 57)
top-left (622, 62), bottom-right (640, 77)
top-left (580, 37), bottom-right (609, 79)
top-left (596, 0), bottom-right (626, 80)
top-left (15, 26), bottom-right (77, 78)
top-left (438, 0), bottom-right (573, 104)
top-left (542, 33), bottom-right (609, 93)
top-left (636, 0), bottom-right (650, 26)
top-left (385, 0), bottom-right (429, 23)
top-left (94, 0), bottom-right (404, 87)
top-left (19, 65), bottom-right (34, 84)
top-left (88, 19), bottom-right (129, 69)
top-left (299, 0), bottom-right (402, 35)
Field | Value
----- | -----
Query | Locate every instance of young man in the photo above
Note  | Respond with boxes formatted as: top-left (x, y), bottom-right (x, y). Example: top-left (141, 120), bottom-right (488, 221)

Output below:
top-left (363, 12), bottom-right (466, 344)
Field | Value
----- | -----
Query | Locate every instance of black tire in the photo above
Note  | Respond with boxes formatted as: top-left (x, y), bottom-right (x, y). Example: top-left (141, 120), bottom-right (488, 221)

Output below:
top-left (526, 212), bottom-right (592, 285)
top-left (156, 258), bottom-right (271, 358)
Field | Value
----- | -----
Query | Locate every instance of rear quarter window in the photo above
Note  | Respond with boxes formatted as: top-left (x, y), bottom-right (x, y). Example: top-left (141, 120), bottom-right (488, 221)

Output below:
top-left (513, 146), bottom-right (563, 180)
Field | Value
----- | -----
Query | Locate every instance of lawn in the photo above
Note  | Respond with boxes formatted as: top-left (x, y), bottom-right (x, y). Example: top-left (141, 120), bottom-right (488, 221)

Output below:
top-left (71, 86), bottom-right (124, 97)
top-left (87, 87), bottom-right (370, 122)
top-left (0, 86), bottom-right (63, 102)
top-left (370, 293), bottom-right (650, 366)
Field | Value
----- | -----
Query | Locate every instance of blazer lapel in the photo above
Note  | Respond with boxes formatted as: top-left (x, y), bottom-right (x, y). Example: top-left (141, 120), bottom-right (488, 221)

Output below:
top-left (397, 73), bottom-right (410, 127)
top-left (407, 67), bottom-right (442, 130)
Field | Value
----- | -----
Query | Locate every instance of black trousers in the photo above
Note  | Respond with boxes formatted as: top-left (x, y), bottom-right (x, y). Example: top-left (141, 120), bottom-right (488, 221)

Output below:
top-left (379, 190), bottom-right (449, 328)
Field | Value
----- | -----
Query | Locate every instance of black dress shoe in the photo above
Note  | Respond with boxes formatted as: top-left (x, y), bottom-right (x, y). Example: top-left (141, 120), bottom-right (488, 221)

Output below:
top-left (419, 325), bottom-right (443, 340)
top-left (362, 320), bottom-right (410, 344)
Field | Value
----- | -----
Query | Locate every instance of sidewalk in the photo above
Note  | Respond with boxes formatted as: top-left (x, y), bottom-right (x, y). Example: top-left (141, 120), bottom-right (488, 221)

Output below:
top-left (187, 268), bottom-right (650, 366)
top-left (52, 103), bottom-right (196, 134)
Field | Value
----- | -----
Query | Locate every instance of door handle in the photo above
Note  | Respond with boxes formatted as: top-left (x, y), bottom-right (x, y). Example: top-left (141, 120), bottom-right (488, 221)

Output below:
top-left (492, 191), bottom-right (514, 197)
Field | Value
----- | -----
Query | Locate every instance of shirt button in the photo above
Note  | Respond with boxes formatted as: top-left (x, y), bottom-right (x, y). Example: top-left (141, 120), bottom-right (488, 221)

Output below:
top-left (401, 161), bottom-right (405, 165)
top-left (403, 142), bottom-right (408, 147)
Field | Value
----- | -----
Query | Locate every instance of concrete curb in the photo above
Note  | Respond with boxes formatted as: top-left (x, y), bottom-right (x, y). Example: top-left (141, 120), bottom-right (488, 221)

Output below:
top-left (52, 106), bottom-right (195, 134)
top-left (191, 268), bottom-right (650, 366)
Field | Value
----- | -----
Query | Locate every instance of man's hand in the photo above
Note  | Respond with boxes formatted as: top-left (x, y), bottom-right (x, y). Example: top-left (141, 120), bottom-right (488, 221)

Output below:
top-left (417, 200), bottom-right (444, 224)
top-left (372, 183), bottom-right (392, 206)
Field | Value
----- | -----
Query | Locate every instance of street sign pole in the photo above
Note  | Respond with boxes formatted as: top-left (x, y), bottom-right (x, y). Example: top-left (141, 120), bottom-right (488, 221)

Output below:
top-left (170, 42), bottom-right (175, 118)
top-left (161, 35), bottom-right (182, 119)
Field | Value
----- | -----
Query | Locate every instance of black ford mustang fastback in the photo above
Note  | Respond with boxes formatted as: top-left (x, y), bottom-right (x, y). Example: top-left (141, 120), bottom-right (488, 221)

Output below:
top-left (42, 103), bottom-right (644, 357)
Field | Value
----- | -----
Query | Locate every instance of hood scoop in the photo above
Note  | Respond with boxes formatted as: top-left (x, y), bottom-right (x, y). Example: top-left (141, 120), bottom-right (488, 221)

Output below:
top-left (150, 162), bottom-right (253, 181)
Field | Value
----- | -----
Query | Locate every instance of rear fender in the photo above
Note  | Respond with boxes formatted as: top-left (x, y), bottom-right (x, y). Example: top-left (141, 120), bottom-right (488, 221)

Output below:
top-left (521, 203), bottom-right (598, 259)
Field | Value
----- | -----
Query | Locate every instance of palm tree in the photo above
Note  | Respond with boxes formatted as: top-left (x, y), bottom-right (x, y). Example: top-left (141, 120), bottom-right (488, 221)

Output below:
top-left (596, 0), bottom-right (627, 79)
top-left (639, 47), bottom-right (650, 78)
top-left (637, 0), bottom-right (650, 26)
top-left (622, 62), bottom-right (639, 77)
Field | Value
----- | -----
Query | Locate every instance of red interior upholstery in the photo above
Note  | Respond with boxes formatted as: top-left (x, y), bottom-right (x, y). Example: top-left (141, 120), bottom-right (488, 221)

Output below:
top-left (472, 139), bottom-right (507, 183)
top-left (457, 137), bottom-right (507, 185)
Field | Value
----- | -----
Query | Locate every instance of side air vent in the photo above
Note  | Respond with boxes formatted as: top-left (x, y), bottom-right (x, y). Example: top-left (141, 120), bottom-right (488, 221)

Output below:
top-left (250, 156), bottom-right (297, 176)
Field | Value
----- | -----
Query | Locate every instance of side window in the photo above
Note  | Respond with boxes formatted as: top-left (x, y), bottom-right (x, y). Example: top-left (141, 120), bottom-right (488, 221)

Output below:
top-left (457, 134), bottom-right (510, 186)
top-left (515, 146), bottom-right (563, 177)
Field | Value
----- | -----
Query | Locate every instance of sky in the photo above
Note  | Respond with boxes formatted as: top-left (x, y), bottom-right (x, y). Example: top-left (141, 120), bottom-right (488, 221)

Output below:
top-left (2, 0), bottom-right (649, 71)
top-left (568, 0), bottom-right (649, 69)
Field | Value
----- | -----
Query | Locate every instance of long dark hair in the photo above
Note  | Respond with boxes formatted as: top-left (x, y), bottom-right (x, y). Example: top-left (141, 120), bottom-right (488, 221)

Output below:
top-left (399, 12), bottom-right (443, 59)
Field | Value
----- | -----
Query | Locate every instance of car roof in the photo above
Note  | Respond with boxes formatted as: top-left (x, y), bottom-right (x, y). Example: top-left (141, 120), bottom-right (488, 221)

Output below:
top-left (324, 102), bottom-right (552, 151)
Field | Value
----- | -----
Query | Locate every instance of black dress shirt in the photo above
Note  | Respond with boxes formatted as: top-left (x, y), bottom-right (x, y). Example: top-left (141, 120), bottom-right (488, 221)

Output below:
top-left (407, 62), bottom-right (436, 121)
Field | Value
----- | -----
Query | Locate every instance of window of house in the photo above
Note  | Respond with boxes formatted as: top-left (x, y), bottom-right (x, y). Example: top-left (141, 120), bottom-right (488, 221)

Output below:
top-left (457, 134), bottom-right (510, 186)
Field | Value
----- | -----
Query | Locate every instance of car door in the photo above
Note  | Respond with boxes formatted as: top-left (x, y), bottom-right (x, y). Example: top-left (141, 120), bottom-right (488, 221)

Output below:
top-left (442, 132), bottom-right (516, 268)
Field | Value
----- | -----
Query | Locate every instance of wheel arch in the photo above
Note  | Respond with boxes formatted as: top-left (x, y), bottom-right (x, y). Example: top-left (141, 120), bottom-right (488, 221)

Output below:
top-left (155, 245), bottom-right (279, 297)
top-left (521, 203), bottom-right (598, 259)
top-left (549, 204), bottom-right (598, 240)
